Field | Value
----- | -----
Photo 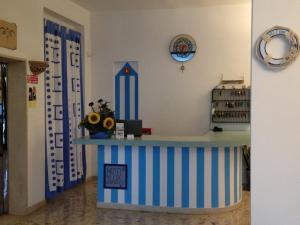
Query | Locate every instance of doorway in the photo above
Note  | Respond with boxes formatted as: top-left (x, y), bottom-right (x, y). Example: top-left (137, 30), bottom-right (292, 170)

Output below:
top-left (0, 63), bottom-right (8, 215)
top-left (0, 56), bottom-right (27, 215)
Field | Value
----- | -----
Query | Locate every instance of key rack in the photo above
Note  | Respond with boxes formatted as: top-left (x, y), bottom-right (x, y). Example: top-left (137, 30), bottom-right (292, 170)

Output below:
top-left (211, 86), bottom-right (251, 123)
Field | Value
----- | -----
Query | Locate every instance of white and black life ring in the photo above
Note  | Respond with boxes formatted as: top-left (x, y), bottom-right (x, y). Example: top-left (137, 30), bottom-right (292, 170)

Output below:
top-left (256, 26), bottom-right (300, 70)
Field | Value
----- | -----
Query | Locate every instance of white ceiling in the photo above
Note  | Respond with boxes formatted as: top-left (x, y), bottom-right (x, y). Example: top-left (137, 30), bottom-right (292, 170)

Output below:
top-left (71, 0), bottom-right (250, 12)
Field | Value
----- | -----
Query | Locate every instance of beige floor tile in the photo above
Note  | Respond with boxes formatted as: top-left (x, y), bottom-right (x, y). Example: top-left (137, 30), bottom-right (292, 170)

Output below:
top-left (0, 180), bottom-right (250, 225)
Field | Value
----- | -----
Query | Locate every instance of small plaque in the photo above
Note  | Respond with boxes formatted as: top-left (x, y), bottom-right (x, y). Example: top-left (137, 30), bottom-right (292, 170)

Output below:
top-left (27, 74), bottom-right (39, 84)
top-left (104, 164), bottom-right (127, 189)
top-left (0, 19), bottom-right (17, 50)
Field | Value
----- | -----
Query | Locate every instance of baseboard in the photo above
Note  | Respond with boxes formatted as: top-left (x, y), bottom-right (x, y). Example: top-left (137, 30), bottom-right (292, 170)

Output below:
top-left (96, 200), bottom-right (242, 215)
top-left (25, 200), bottom-right (46, 215)
top-left (9, 177), bottom-right (96, 215)
top-left (10, 200), bottom-right (47, 216)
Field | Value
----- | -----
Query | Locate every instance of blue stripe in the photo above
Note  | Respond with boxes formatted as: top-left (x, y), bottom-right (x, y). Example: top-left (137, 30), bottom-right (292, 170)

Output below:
top-left (125, 146), bottom-right (132, 204)
top-left (153, 146), bottom-right (160, 206)
top-left (125, 75), bottom-right (130, 120)
top-left (44, 19), bottom-right (50, 199)
top-left (78, 30), bottom-right (86, 183)
top-left (45, 20), bottom-right (63, 199)
top-left (135, 76), bottom-right (139, 120)
top-left (45, 20), bottom-right (60, 35)
top-left (239, 147), bottom-right (242, 201)
top-left (167, 147), bottom-right (175, 207)
top-left (225, 147), bottom-right (230, 206)
top-left (115, 75), bottom-right (120, 119)
top-left (111, 145), bottom-right (118, 203)
top-left (98, 145), bottom-right (105, 202)
top-left (182, 147), bottom-right (189, 208)
top-left (234, 147), bottom-right (238, 203)
top-left (197, 147), bottom-right (205, 208)
top-left (138, 146), bottom-right (146, 205)
top-left (61, 26), bottom-right (71, 189)
top-left (211, 147), bottom-right (219, 208)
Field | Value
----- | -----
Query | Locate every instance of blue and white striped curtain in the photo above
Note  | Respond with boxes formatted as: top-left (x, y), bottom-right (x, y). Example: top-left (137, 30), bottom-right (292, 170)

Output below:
top-left (44, 20), bottom-right (86, 199)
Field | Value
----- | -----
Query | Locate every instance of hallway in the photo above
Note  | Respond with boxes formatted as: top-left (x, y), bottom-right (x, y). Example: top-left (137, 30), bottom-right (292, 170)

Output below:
top-left (0, 180), bottom-right (250, 225)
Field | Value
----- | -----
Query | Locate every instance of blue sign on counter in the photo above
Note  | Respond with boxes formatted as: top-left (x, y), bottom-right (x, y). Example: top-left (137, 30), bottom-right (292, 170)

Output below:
top-left (104, 164), bottom-right (127, 189)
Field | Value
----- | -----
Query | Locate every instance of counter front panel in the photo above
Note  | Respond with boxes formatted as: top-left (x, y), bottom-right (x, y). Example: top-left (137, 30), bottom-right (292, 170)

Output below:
top-left (97, 144), bottom-right (242, 210)
top-left (74, 131), bottom-right (249, 213)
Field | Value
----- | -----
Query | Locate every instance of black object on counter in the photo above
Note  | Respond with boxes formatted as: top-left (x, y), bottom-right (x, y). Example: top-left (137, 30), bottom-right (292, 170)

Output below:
top-left (116, 120), bottom-right (143, 137)
top-left (213, 126), bottom-right (223, 132)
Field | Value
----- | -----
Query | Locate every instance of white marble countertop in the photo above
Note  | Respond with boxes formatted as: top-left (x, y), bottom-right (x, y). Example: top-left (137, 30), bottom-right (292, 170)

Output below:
top-left (73, 131), bottom-right (250, 147)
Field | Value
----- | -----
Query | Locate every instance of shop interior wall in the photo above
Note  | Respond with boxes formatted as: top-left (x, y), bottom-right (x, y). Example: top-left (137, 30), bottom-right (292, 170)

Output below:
top-left (252, 0), bottom-right (300, 224)
top-left (0, 0), bottom-right (94, 208)
top-left (91, 3), bottom-right (251, 136)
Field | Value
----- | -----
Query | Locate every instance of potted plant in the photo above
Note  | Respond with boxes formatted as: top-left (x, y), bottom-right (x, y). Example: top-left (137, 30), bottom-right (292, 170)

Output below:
top-left (79, 99), bottom-right (116, 139)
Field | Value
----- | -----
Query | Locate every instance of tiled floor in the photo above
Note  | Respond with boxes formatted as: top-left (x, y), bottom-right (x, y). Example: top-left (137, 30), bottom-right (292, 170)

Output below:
top-left (0, 180), bottom-right (250, 225)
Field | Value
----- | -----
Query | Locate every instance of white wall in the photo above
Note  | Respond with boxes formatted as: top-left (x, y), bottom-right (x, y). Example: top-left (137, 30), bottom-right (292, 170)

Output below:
top-left (0, 0), bottom-right (95, 208)
top-left (91, 4), bottom-right (251, 136)
top-left (252, 1), bottom-right (300, 224)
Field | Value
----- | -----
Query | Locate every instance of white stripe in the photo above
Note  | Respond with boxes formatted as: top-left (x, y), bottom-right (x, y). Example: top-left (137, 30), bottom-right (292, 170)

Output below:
top-left (131, 146), bottom-right (139, 205)
top-left (218, 147), bottom-right (225, 208)
top-left (189, 148), bottom-right (197, 208)
top-left (174, 147), bottom-right (182, 208)
top-left (104, 146), bottom-right (111, 203)
top-left (230, 147), bottom-right (235, 205)
top-left (118, 146), bottom-right (125, 204)
top-left (146, 147), bottom-right (153, 206)
top-left (160, 147), bottom-right (167, 207)
top-left (130, 76), bottom-right (135, 120)
top-left (119, 76), bottom-right (125, 119)
top-left (204, 147), bottom-right (212, 208)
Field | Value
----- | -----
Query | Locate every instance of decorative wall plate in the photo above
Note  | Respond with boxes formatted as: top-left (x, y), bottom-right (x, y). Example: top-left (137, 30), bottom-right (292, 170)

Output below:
top-left (256, 26), bottom-right (300, 70)
top-left (169, 34), bottom-right (197, 62)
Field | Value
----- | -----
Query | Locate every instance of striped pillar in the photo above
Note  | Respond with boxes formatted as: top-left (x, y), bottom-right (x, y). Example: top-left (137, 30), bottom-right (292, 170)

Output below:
top-left (115, 62), bottom-right (139, 120)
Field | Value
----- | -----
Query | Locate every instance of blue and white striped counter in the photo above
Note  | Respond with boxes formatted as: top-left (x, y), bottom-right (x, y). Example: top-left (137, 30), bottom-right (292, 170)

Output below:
top-left (74, 131), bottom-right (250, 213)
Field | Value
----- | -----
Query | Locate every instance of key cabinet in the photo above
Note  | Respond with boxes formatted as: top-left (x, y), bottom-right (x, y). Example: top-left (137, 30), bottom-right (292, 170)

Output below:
top-left (211, 87), bottom-right (251, 123)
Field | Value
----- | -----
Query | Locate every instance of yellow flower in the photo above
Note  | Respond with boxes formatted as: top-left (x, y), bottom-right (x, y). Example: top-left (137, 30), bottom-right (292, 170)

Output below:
top-left (87, 112), bottom-right (100, 124)
top-left (103, 117), bottom-right (115, 130)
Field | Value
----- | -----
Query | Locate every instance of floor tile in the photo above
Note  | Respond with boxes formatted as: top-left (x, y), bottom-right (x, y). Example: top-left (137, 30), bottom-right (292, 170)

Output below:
top-left (0, 180), bottom-right (250, 225)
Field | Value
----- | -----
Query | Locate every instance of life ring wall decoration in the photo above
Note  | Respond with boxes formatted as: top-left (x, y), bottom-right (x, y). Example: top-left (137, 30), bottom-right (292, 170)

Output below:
top-left (256, 26), bottom-right (300, 70)
top-left (169, 34), bottom-right (197, 72)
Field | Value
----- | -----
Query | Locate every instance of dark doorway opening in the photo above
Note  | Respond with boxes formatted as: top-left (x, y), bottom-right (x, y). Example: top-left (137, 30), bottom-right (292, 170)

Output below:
top-left (0, 63), bottom-right (8, 215)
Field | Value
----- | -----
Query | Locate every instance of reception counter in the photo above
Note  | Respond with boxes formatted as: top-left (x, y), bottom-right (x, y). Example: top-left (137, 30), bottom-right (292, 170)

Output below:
top-left (74, 131), bottom-right (250, 213)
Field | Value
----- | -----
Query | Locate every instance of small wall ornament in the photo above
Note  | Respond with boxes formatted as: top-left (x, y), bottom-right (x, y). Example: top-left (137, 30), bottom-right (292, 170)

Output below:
top-left (256, 26), bottom-right (300, 70)
top-left (169, 34), bottom-right (197, 72)
top-left (29, 61), bottom-right (48, 75)
top-left (0, 19), bottom-right (17, 50)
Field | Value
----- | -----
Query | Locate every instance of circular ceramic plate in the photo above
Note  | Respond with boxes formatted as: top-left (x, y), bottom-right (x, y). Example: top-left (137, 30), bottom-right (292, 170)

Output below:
top-left (169, 34), bottom-right (197, 62)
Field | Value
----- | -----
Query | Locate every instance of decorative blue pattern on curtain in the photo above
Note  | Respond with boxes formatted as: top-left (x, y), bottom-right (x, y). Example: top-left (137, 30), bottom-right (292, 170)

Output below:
top-left (115, 63), bottom-right (139, 120)
top-left (44, 20), bottom-right (86, 199)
